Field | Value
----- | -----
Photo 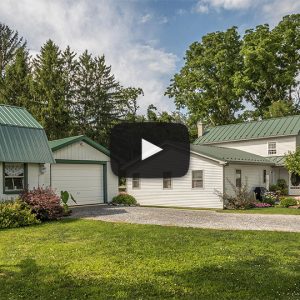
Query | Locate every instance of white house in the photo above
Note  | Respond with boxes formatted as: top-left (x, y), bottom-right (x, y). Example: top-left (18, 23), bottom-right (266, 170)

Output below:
top-left (0, 105), bottom-right (118, 205)
top-left (127, 115), bottom-right (300, 208)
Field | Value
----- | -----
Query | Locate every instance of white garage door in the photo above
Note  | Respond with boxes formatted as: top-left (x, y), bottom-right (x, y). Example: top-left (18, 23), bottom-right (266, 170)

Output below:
top-left (51, 164), bottom-right (104, 205)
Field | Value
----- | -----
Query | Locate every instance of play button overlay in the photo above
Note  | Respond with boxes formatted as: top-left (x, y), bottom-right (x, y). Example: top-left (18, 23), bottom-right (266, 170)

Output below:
top-left (110, 122), bottom-right (190, 178)
top-left (142, 139), bottom-right (163, 160)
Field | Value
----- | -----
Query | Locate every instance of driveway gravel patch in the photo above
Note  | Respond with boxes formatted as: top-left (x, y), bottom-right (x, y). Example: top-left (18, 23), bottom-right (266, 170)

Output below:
top-left (71, 205), bottom-right (300, 232)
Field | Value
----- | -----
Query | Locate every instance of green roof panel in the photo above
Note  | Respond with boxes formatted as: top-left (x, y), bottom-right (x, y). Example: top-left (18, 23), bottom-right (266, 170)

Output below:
top-left (191, 144), bottom-right (274, 165)
top-left (195, 115), bottom-right (300, 144)
top-left (0, 105), bottom-right (42, 128)
top-left (0, 105), bottom-right (55, 163)
top-left (265, 156), bottom-right (285, 166)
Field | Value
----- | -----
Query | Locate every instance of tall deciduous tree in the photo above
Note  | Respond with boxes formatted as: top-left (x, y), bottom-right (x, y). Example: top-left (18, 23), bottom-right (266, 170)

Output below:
top-left (165, 27), bottom-right (243, 126)
top-left (0, 47), bottom-right (32, 108)
top-left (32, 40), bottom-right (71, 140)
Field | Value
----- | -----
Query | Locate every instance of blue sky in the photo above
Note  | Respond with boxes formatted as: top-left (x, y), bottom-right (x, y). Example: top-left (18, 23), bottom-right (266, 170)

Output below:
top-left (0, 0), bottom-right (299, 113)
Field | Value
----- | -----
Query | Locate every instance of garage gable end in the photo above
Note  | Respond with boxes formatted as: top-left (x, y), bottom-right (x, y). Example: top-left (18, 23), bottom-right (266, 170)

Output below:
top-left (49, 136), bottom-right (110, 161)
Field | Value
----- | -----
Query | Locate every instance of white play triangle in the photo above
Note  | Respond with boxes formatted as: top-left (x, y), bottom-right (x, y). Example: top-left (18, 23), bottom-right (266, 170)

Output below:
top-left (141, 138), bottom-right (163, 160)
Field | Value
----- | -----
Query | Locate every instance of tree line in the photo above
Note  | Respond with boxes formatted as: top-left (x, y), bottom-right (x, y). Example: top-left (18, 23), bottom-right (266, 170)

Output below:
top-left (1, 14), bottom-right (300, 143)
top-left (0, 25), bottom-right (145, 144)
top-left (166, 14), bottom-right (300, 129)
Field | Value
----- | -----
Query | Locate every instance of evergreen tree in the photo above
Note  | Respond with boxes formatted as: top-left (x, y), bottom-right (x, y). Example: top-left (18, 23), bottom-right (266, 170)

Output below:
top-left (32, 40), bottom-right (71, 140)
top-left (0, 47), bottom-right (32, 108)
top-left (0, 23), bottom-right (26, 77)
top-left (62, 45), bottom-right (78, 130)
top-left (73, 50), bottom-right (95, 135)
top-left (89, 55), bottom-right (121, 145)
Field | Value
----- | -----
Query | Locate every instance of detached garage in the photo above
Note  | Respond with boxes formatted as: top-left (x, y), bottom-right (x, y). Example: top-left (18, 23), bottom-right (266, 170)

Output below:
top-left (49, 136), bottom-right (118, 206)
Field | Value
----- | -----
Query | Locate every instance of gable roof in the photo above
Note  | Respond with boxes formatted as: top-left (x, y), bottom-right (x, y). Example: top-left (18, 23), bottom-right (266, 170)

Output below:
top-left (194, 115), bottom-right (300, 145)
top-left (191, 144), bottom-right (274, 165)
top-left (0, 105), bottom-right (55, 163)
top-left (49, 135), bottom-right (110, 156)
top-left (0, 104), bottom-right (43, 128)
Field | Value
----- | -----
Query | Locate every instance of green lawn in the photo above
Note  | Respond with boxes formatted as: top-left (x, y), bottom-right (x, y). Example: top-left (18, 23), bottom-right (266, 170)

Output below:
top-left (218, 207), bottom-right (300, 215)
top-left (0, 220), bottom-right (299, 299)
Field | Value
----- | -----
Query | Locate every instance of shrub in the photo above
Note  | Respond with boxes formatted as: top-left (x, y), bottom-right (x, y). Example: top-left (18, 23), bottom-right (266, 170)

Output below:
top-left (217, 181), bottom-right (256, 210)
top-left (112, 193), bottom-right (137, 206)
top-left (280, 197), bottom-right (298, 208)
top-left (276, 179), bottom-right (288, 195)
top-left (262, 192), bottom-right (277, 206)
top-left (20, 187), bottom-right (64, 221)
top-left (0, 200), bottom-right (40, 229)
top-left (269, 184), bottom-right (278, 192)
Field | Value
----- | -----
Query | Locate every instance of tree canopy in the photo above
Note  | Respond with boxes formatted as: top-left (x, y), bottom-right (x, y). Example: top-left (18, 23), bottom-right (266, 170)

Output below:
top-left (166, 14), bottom-right (300, 127)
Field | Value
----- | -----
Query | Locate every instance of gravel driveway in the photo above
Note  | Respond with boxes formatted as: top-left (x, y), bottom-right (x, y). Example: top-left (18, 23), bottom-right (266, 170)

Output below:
top-left (71, 205), bottom-right (300, 232)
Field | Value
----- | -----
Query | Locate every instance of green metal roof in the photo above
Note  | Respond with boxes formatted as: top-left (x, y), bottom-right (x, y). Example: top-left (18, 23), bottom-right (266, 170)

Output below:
top-left (195, 115), bottom-right (300, 144)
top-left (0, 105), bottom-right (55, 163)
top-left (191, 144), bottom-right (274, 165)
top-left (265, 156), bottom-right (285, 166)
top-left (49, 135), bottom-right (110, 156)
top-left (0, 104), bottom-right (43, 128)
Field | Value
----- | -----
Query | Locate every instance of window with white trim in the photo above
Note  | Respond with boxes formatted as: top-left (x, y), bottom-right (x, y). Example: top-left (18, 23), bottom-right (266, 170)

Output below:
top-left (263, 170), bottom-right (267, 184)
top-left (163, 172), bottom-right (172, 189)
top-left (192, 170), bottom-right (203, 188)
top-left (4, 163), bottom-right (25, 193)
top-left (132, 173), bottom-right (140, 189)
top-left (268, 142), bottom-right (276, 155)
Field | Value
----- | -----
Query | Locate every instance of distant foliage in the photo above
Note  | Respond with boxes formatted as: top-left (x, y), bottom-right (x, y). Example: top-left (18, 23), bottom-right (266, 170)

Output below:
top-left (112, 193), bottom-right (137, 206)
top-left (0, 199), bottom-right (40, 229)
top-left (285, 148), bottom-right (300, 176)
top-left (20, 187), bottom-right (64, 221)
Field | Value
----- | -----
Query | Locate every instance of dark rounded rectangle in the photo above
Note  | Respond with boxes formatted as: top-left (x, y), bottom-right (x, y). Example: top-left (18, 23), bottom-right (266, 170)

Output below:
top-left (110, 122), bottom-right (190, 178)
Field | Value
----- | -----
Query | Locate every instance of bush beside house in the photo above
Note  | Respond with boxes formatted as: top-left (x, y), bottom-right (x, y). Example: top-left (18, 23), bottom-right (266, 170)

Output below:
top-left (0, 200), bottom-right (40, 229)
top-left (112, 193), bottom-right (138, 206)
top-left (20, 187), bottom-right (64, 221)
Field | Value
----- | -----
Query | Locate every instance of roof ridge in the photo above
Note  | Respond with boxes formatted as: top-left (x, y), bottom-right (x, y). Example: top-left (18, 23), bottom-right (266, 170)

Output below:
top-left (0, 104), bottom-right (27, 110)
top-left (205, 114), bottom-right (300, 130)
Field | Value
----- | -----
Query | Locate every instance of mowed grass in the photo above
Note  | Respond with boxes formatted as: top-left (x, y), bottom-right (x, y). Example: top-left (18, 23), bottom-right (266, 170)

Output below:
top-left (0, 220), bottom-right (299, 300)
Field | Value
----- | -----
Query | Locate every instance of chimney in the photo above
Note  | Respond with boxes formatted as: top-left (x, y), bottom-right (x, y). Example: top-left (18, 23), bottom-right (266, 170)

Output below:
top-left (197, 121), bottom-right (205, 137)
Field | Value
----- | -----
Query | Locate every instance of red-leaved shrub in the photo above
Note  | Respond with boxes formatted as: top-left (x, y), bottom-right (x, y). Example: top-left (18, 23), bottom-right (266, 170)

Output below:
top-left (20, 187), bottom-right (63, 221)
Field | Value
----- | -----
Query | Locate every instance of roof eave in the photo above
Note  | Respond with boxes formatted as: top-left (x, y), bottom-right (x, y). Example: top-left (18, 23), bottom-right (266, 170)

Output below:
top-left (196, 133), bottom-right (298, 145)
top-left (51, 136), bottom-right (110, 157)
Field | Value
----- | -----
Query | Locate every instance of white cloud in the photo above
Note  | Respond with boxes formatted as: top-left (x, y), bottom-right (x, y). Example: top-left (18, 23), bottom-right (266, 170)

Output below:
top-left (262, 0), bottom-right (300, 24)
top-left (140, 13), bottom-right (152, 24)
top-left (194, 0), bottom-right (255, 13)
top-left (0, 0), bottom-right (177, 113)
top-left (194, 3), bottom-right (209, 13)
top-left (193, 0), bottom-right (300, 25)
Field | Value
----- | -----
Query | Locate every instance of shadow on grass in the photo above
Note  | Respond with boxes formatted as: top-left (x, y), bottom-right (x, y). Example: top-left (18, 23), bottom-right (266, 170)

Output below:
top-left (0, 256), bottom-right (299, 299)
top-left (70, 205), bottom-right (128, 218)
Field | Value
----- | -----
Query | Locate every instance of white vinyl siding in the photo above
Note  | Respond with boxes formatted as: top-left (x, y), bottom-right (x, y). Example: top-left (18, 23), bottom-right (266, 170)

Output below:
top-left (211, 136), bottom-right (296, 157)
top-left (225, 164), bottom-right (272, 195)
top-left (127, 153), bottom-right (224, 208)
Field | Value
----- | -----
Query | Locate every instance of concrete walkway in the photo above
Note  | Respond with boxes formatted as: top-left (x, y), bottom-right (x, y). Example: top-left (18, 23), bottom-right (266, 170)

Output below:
top-left (71, 205), bottom-right (300, 232)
